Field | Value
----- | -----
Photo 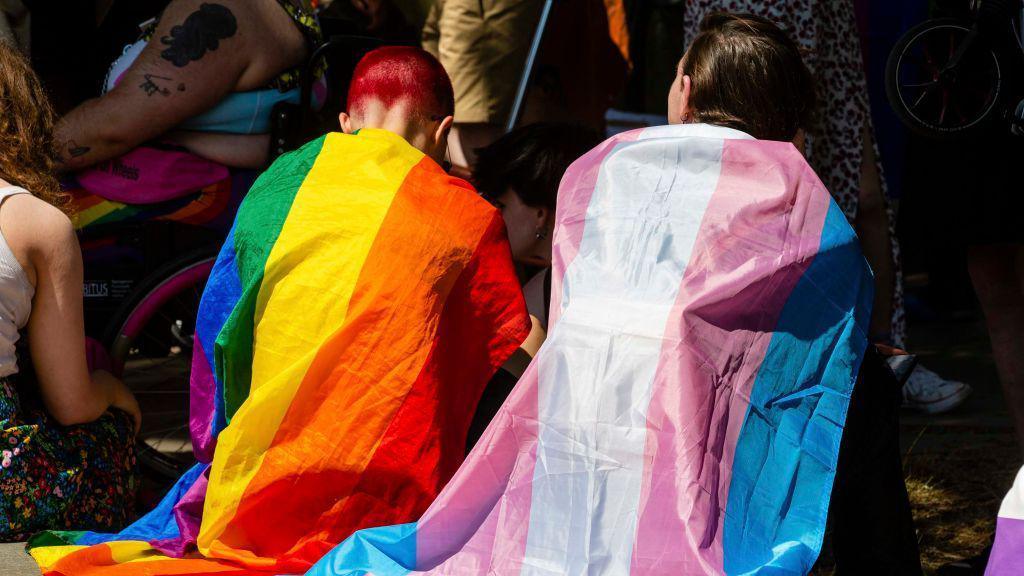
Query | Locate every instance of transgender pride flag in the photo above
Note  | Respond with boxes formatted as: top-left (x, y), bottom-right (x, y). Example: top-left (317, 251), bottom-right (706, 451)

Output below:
top-left (309, 123), bottom-right (874, 576)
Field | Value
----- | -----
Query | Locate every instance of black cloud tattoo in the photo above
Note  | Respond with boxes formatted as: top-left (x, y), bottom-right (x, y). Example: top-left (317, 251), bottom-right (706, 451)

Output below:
top-left (160, 3), bottom-right (238, 68)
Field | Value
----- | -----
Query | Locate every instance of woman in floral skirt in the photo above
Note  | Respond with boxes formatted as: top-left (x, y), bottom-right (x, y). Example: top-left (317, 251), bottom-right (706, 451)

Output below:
top-left (0, 41), bottom-right (139, 541)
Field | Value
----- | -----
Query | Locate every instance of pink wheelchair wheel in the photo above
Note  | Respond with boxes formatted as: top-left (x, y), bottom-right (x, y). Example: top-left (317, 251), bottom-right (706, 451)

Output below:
top-left (104, 250), bottom-right (215, 481)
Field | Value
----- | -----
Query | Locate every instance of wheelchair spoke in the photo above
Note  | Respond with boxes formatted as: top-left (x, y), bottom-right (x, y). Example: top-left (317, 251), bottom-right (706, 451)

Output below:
top-left (107, 255), bottom-right (213, 479)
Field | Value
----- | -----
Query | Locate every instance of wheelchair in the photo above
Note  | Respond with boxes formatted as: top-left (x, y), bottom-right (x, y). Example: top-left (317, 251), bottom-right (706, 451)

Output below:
top-left (78, 34), bottom-right (389, 482)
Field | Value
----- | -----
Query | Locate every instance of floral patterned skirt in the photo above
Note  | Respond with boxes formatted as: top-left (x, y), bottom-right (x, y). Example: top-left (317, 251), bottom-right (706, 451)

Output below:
top-left (0, 378), bottom-right (137, 542)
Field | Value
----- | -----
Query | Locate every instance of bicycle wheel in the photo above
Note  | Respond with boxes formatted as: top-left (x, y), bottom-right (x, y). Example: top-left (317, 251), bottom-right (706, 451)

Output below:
top-left (886, 18), bottom-right (1003, 138)
top-left (104, 249), bottom-right (215, 481)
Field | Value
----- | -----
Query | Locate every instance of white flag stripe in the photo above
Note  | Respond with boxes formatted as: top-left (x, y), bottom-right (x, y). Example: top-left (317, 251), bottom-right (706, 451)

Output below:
top-left (999, 467), bottom-right (1024, 521)
top-left (520, 125), bottom-right (730, 575)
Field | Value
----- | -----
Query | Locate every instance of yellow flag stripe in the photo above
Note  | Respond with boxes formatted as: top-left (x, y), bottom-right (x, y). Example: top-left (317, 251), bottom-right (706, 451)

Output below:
top-left (197, 130), bottom-right (424, 557)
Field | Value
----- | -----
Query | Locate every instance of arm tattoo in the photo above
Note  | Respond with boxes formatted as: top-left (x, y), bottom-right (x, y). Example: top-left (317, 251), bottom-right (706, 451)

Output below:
top-left (160, 3), bottom-right (238, 68)
top-left (66, 140), bottom-right (91, 158)
top-left (139, 74), bottom-right (186, 97)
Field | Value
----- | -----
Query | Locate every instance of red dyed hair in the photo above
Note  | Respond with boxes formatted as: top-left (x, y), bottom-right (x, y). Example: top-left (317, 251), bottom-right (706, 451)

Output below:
top-left (346, 46), bottom-right (455, 120)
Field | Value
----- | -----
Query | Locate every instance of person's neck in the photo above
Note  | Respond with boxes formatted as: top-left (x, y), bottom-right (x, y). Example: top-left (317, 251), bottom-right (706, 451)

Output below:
top-left (357, 112), bottom-right (436, 162)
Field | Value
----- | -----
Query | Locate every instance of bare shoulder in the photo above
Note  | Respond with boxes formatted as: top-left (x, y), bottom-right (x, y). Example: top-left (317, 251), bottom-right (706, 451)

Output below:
top-left (158, 0), bottom-right (285, 31)
top-left (1, 194), bottom-right (75, 258)
top-left (2, 193), bottom-right (72, 232)
top-left (155, 0), bottom-right (307, 88)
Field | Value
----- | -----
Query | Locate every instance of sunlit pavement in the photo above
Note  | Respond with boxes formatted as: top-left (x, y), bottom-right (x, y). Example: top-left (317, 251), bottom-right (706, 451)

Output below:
top-left (0, 543), bottom-right (36, 576)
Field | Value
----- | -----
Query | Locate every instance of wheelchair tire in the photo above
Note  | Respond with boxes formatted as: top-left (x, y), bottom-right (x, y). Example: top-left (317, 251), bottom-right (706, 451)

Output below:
top-left (103, 248), bottom-right (217, 482)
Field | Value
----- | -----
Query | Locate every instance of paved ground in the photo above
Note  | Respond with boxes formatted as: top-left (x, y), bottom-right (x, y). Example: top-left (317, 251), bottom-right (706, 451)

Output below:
top-left (0, 543), bottom-right (37, 576)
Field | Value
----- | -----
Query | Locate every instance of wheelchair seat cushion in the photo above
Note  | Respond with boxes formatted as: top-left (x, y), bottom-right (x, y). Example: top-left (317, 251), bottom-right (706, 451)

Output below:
top-left (75, 144), bottom-right (229, 205)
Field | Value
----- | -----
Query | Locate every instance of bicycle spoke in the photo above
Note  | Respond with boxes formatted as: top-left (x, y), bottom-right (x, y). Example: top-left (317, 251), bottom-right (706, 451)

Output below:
top-left (901, 80), bottom-right (939, 89)
top-left (910, 83), bottom-right (940, 112)
top-left (921, 42), bottom-right (938, 70)
top-left (908, 49), bottom-right (937, 78)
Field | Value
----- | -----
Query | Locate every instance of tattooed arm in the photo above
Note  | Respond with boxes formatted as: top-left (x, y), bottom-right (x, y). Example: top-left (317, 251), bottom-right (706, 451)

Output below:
top-left (163, 130), bottom-right (271, 169)
top-left (55, 0), bottom-right (307, 172)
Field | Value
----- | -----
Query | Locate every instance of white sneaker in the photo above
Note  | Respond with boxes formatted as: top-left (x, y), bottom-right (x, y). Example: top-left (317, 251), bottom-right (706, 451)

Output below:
top-left (902, 365), bottom-right (973, 414)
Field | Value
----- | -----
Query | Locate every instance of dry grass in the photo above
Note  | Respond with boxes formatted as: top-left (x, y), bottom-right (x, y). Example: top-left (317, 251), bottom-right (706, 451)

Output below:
top-left (811, 426), bottom-right (1019, 575)
top-left (902, 426), bottom-right (1021, 573)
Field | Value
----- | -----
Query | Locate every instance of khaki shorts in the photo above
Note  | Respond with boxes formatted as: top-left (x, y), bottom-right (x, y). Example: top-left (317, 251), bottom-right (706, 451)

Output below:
top-left (422, 0), bottom-right (543, 124)
top-left (0, 0), bottom-right (30, 54)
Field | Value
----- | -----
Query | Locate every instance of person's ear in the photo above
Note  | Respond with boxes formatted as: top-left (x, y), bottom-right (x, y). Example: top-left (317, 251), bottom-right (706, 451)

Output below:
top-left (339, 112), bottom-right (355, 134)
top-left (679, 74), bottom-right (693, 123)
top-left (535, 205), bottom-right (551, 235)
top-left (536, 203), bottom-right (552, 239)
top-left (433, 115), bottom-right (454, 150)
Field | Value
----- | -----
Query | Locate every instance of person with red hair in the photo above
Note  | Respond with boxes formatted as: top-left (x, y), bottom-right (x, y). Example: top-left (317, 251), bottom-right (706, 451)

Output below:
top-left (339, 44), bottom-right (542, 391)
top-left (339, 45), bottom-right (455, 162)
top-left (80, 46), bottom-right (539, 570)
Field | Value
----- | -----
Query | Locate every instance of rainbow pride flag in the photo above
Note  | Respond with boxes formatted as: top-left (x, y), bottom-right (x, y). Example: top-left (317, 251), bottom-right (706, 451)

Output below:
top-left (28, 128), bottom-right (530, 574)
top-left (307, 123), bottom-right (874, 575)
top-left (988, 466), bottom-right (1024, 574)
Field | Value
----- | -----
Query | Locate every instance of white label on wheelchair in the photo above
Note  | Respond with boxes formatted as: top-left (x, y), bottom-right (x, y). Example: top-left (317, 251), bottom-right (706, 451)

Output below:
top-left (83, 282), bottom-right (110, 298)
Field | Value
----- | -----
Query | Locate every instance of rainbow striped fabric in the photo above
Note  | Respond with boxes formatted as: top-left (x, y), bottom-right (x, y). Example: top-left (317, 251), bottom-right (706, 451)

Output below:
top-left (988, 466), bottom-right (1024, 574)
top-left (306, 123), bottom-right (874, 576)
top-left (28, 128), bottom-right (530, 575)
top-left (68, 172), bottom-right (249, 231)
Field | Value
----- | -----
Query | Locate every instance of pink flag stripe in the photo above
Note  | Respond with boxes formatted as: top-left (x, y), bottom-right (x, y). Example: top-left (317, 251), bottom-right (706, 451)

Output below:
top-left (630, 139), bottom-right (832, 573)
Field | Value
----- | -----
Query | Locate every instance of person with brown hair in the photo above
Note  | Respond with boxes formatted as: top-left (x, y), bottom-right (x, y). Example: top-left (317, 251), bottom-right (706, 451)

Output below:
top-left (0, 41), bottom-right (140, 541)
top-left (670, 11), bottom-right (816, 142)
top-left (672, 13), bottom-right (923, 573)
top-left (682, 0), bottom-right (972, 415)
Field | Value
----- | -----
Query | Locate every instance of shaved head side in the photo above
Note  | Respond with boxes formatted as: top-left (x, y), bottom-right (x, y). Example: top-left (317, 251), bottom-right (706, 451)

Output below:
top-left (347, 46), bottom-right (455, 121)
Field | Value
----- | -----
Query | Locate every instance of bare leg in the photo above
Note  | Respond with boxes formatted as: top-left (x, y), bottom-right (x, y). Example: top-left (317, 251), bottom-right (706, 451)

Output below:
top-left (856, 126), bottom-right (896, 340)
top-left (968, 243), bottom-right (1024, 452)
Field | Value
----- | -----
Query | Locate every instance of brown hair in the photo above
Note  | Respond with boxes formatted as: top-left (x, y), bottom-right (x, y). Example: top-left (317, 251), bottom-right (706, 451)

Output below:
top-left (682, 12), bottom-right (816, 141)
top-left (0, 42), bottom-right (67, 210)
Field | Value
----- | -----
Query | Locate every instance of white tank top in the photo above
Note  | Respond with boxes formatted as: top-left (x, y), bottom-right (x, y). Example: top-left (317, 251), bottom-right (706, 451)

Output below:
top-left (0, 187), bottom-right (35, 378)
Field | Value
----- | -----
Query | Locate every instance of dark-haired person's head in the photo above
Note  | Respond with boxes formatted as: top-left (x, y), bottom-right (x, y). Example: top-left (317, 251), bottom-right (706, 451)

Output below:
top-left (668, 12), bottom-right (816, 142)
top-left (474, 123), bottom-right (602, 267)
top-left (340, 46), bottom-right (455, 164)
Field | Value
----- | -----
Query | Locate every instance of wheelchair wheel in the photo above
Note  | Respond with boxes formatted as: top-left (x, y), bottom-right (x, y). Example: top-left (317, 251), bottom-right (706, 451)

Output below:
top-left (104, 249), bottom-right (215, 481)
top-left (886, 19), bottom-right (1003, 139)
